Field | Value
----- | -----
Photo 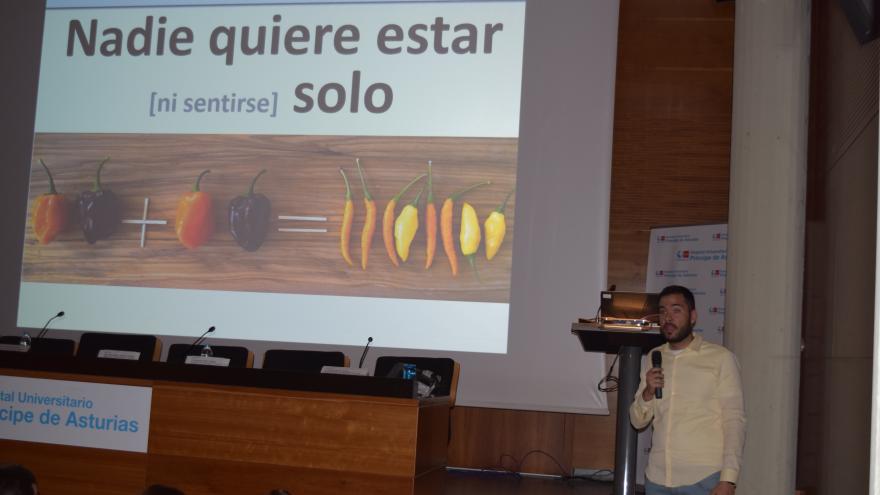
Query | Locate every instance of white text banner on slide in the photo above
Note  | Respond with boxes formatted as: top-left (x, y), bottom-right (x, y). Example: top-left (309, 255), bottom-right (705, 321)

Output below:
top-left (36, 1), bottom-right (525, 137)
top-left (18, 282), bottom-right (509, 353)
top-left (0, 375), bottom-right (152, 453)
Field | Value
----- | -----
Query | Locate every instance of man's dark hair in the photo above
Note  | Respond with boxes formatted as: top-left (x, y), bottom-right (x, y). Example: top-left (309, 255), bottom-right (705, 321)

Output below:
top-left (0, 464), bottom-right (37, 495)
top-left (659, 285), bottom-right (696, 311)
top-left (142, 485), bottom-right (184, 495)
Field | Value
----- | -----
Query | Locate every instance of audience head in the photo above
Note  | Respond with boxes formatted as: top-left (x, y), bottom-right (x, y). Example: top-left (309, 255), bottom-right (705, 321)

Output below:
top-left (0, 464), bottom-right (38, 495)
top-left (141, 485), bottom-right (184, 495)
top-left (267, 490), bottom-right (291, 495)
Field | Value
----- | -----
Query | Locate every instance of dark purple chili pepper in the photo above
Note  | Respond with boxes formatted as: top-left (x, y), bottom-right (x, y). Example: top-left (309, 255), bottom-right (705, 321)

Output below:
top-left (228, 169), bottom-right (271, 252)
top-left (77, 158), bottom-right (120, 244)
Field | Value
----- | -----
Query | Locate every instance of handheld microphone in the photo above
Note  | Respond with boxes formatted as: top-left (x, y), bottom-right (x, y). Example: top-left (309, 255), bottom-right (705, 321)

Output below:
top-left (35, 311), bottom-right (65, 340)
top-left (358, 337), bottom-right (373, 368)
top-left (651, 350), bottom-right (662, 399)
top-left (184, 326), bottom-right (215, 357)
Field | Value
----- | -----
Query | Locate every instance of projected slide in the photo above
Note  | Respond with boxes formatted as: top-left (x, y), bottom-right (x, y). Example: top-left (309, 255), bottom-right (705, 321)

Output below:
top-left (18, 0), bottom-right (524, 353)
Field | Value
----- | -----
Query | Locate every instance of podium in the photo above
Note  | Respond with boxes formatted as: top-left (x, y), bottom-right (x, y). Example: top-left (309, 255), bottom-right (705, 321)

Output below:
top-left (571, 323), bottom-right (664, 495)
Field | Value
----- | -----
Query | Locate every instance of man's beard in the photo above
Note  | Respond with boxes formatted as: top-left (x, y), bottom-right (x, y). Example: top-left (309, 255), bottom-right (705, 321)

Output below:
top-left (664, 320), bottom-right (694, 344)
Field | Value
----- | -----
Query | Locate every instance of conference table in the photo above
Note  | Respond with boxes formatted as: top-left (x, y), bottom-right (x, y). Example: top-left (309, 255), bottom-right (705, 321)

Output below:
top-left (0, 353), bottom-right (449, 495)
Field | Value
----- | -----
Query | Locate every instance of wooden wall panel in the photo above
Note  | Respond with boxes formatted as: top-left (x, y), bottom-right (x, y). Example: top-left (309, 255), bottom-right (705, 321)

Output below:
top-left (1, 440), bottom-right (147, 495)
top-left (148, 382), bottom-right (425, 477)
top-left (146, 455), bottom-right (415, 495)
top-left (447, 407), bottom-right (573, 475)
top-left (449, 0), bottom-right (734, 474)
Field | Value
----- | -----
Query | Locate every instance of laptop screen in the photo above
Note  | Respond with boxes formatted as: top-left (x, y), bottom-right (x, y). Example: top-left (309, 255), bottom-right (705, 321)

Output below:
top-left (600, 292), bottom-right (660, 322)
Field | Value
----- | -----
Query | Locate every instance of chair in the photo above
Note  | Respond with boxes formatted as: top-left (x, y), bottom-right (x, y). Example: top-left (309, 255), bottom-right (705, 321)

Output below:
top-left (167, 343), bottom-right (253, 368)
top-left (0, 335), bottom-right (76, 356)
top-left (374, 356), bottom-right (460, 404)
top-left (262, 349), bottom-right (349, 373)
top-left (76, 332), bottom-right (161, 362)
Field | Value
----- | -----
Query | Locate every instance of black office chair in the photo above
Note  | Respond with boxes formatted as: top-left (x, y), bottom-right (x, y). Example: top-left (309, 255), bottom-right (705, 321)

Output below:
top-left (0, 335), bottom-right (76, 356)
top-left (374, 356), bottom-right (460, 404)
top-left (76, 332), bottom-right (161, 362)
top-left (262, 349), bottom-right (349, 373)
top-left (167, 343), bottom-right (253, 368)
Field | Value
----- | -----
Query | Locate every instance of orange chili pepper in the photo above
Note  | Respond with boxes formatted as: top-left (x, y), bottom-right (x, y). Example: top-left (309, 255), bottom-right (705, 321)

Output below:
top-left (175, 169), bottom-right (214, 249)
top-left (339, 168), bottom-right (354, 266)
top-left (383, 173), bottom-right (426, 267)
top-left (440, 181), bottom-right (490, 276)
top-left (356, 158), bottom-right (376, 270)
top-left (424, 161), bottom-right (437, 269)
top-left (31, 159), bottom-right (69, 245)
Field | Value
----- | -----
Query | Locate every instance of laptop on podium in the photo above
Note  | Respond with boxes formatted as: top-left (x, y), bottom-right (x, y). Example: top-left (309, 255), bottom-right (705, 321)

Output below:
top-left (599, 291), bottom-right (660, 331)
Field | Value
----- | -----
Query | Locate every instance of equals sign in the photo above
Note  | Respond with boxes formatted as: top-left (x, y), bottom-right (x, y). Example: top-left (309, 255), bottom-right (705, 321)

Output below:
top-left (277, 215), bottom-right (328, 233)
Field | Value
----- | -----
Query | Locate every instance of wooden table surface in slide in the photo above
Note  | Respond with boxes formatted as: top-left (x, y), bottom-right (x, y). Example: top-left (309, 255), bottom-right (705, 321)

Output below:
top-left (23, 134), bottom-right (517, 303)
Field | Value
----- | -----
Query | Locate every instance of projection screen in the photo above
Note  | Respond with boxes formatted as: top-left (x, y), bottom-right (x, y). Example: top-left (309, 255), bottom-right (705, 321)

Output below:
top-left (2, 0), bottom-right (619, 414)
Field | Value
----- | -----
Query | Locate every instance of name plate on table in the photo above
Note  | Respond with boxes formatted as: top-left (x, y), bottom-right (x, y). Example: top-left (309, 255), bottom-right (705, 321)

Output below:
top-left (0, 375), bottom-right (152, 453)
top-left (321, 366), bottom-right (369, 376)
top-left (97, 349), bottom-right (141, 360)
top-left (0, 344), bottom-right (29, 353)
top-left (184, 355), bottom-right (231, 367)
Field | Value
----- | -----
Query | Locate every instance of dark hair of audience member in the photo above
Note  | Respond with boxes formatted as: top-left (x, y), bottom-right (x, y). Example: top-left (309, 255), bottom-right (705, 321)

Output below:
top-left (267, 490), bottom-right (291, 495)
top-left (0, 464), bottom-right (38, 495)
top-left (141, 484), bottom-right (184, 495)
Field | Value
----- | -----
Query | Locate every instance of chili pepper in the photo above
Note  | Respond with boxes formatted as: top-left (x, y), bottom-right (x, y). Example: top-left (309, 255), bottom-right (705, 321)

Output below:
top-left (228, 169), bottom-right (271, 252)
top-left (383, 173), bottom-right (426, 267)
top-left (424, 161), bottom-right (437, 269)
top-left (484, 189), bottom-right (514, 261)
top-left (32, 159), bottom-right (69, 245)
top-left (356, 158), bottom-right (376, 270)
top-left (339, 168), bottom-right (354, 266)
top-left (394, 186), bottom-right (424, 262)
top-left (175, 169), bottom-right (214, 249)
top-left (460, 202), bottom-right (481, 280)
top-left (77, 157), bottom-right (119, 244)
top-left (440, 181), bottom-right (490, 276)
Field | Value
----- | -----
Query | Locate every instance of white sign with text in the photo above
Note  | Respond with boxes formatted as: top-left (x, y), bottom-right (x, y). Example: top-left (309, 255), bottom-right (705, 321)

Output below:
top-left (0, 375), bottom-right (152, 452)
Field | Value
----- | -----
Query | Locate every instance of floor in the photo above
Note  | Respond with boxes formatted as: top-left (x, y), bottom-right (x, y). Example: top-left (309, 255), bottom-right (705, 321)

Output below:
top-left (431, 469), bottom-right (623, 495)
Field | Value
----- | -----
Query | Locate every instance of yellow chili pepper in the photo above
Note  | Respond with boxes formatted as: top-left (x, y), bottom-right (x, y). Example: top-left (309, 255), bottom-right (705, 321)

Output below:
top-left (460, 202), bottom-right (481, 280)
top-left (441, 181), bottom-right (490, 276)
top-left (383, 173), bottom-right (426, 267)
top-left (394, 187), bottom-right (424, 262)
top-left (484, 189), bottom-right (514, 261)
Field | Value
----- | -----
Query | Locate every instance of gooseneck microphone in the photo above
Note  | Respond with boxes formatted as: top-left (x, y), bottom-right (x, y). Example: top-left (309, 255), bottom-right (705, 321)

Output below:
top-left (358, 337), bottom-right (373, 368)
top-left (36, 311), bottom-right (65, 340)
top-left (651, 350), bottom-right (663, 399)
top-left (185, 326), bottom-right (215, 357)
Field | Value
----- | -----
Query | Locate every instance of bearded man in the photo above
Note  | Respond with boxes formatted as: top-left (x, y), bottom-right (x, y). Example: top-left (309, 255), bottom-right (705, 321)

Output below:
top-left (630, 285), bottom-right (746, 495)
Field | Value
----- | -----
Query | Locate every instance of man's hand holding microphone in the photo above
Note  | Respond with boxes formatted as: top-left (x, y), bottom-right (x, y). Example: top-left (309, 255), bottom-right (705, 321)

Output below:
top-left (642, 350), bottom-right (664, 402)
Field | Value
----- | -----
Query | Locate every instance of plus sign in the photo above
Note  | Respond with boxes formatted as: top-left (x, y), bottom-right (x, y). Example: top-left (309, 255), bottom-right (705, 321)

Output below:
top-left (121, 198), bottom-right (167, 248)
